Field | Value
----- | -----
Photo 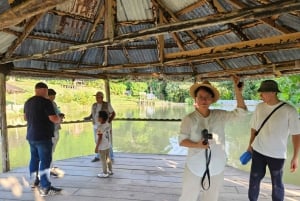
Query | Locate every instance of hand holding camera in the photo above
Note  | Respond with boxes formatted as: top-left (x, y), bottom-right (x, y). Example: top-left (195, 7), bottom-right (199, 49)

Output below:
top-left (201, 129), bottom-right (212, 145)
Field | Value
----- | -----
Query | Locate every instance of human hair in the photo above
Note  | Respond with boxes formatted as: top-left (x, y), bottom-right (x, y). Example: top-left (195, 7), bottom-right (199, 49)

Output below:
top-left (98, 111), bottom-right (108, 121)
top-left (194, 86), bottom-right (215, 98)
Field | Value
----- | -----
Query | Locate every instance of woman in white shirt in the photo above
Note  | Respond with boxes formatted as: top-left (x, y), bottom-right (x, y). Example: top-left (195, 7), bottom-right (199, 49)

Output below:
top-left (178, 76), bottom-right (247, 201)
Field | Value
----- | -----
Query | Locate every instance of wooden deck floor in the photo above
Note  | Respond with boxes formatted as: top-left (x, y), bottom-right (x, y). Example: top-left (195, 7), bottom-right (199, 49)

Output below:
top-left (0, 153), bottom-right (300, 201)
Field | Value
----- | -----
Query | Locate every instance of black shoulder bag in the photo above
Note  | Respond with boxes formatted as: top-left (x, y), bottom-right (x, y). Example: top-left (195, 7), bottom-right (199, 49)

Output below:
top-left (255, 102), bottom-right (286, 136)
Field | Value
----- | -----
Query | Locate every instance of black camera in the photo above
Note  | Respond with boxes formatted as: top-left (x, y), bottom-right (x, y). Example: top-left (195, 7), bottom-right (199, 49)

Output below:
top-left (202, 129), bottom-right (212, 145)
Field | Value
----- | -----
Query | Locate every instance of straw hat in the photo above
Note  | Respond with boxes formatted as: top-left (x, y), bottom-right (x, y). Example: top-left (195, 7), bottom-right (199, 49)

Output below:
top-left (189, 81), bottom-right (220, 103)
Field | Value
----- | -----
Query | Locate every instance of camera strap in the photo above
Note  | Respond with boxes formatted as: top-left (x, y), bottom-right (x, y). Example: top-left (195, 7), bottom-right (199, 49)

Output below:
top-left (201, 147), bottom-right (211, 190)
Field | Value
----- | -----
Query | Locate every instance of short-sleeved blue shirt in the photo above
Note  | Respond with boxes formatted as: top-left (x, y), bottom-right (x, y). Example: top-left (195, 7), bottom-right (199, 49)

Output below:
top-left (24, 96), bottom-right (56, 141)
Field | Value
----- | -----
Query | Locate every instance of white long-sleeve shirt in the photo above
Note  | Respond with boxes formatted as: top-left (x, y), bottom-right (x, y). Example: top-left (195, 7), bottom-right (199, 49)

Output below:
top-left (179, 108), bottom-right (248, 176)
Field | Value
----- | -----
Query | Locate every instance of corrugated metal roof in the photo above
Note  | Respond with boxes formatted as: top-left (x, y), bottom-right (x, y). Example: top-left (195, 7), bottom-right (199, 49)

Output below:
top-left (117, 0), bottom-right (153, 21)
top-left (0, 0), bottom-right (299, 80)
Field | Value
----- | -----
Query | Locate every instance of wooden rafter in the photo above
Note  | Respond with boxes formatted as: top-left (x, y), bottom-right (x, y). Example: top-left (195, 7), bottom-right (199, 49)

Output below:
top-left (0, 0), bottom-right (65, 30)
top-left (165, 32), bottom-right (300, 59)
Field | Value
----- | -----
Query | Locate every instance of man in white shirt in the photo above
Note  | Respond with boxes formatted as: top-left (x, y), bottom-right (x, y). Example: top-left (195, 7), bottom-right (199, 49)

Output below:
top-left (247, 80), bottom-right (300, 201)
top-left (84, 91), bottom-right (115, 162)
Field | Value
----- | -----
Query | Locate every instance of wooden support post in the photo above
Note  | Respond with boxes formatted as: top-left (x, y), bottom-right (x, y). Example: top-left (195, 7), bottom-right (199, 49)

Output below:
top-left (0, 63), bottom-right (12, 172)
top-left (104, 79), bottom-right (111, 103)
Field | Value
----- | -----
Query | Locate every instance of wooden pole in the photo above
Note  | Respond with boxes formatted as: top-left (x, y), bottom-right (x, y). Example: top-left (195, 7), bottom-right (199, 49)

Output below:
top-left (0, 64), bottom-right (12, 172)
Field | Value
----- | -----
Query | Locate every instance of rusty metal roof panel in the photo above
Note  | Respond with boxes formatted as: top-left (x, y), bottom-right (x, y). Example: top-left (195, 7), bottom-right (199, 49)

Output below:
top-left (117, 0), bottom-right (153, 22)
top-left (243, 24), bottom-right (281, 40)
top-left (160, 0), bottom-right (200, 13)
top-left (0, 1), bottom-right (10, 13)
top-left (34, 13), bottom-right (92, 42)
top-left (135, 66), bottom-right (160, 73)
top-left (13, 60), bottom-right (76, 70)
top-left (0, 32), bottom-right (17, 54)
top-left (265, 49), bottom-right (300, 63)
top-left (128, 49), bottom-right (158, 64)
top-left (55, 0), bottom-right (102, 19)
top-left (82, 48), bottom-right (104, 65)
top-left (195, 62), bottom-right (222, 73)
top-left (193, 25), bottom-right (229, 39)
top-left (108, 50), bottom-right (129, 65)
top-left (118, 23), bottom-right (154, 34)
top-left (204, 32), bottom-right (242, 46)
top-left (223, 56), bottom-right (262, 69)
top-left (165, 65), bottom-right (193, 73)
top-left (278, 14), bottom-right (300, 32)
top-left (14, 38), bottom-right (67, 55)
top-left (165, 47), bottom-right (181, 54)
top-left (179, 3), bottom-right (215, 21)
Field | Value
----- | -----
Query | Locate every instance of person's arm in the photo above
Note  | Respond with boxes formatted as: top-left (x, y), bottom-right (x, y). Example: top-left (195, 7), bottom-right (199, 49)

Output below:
top-left (49, 115), bottom-right (61, 124)
top-left (84, 104), bottom-right (94, 120)
top-left (179, 139), bottom-right (209, 149)
top-left (232, 75), bottom-right (247, 110)
top-left (290, 134), bottom-right (300, 172)
top-left (108, 111), bottom-right (115, 123)
top-left (247, 128), bottom-right (257, 153)
top-left (95, 133), bottom-right (102, 153)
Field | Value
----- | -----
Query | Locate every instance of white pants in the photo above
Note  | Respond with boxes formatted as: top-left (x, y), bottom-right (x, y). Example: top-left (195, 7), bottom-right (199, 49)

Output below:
top-left (179, 165), bottom-right (224, 201)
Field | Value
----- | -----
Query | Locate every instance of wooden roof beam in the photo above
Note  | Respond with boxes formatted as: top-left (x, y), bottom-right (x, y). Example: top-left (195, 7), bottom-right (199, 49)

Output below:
top-left (103, 0), bottom-right (116, 66)
top-left (0, 0), bottom-right (65, 30)
top-left (1, 0), bottom-right (300, 64)
top-left (165, 32), bottom-right (300, 59)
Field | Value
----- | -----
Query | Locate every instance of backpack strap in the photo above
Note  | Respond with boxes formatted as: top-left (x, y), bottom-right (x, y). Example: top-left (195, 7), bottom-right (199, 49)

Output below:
top-left (255, 102), bottom-right (286, 136)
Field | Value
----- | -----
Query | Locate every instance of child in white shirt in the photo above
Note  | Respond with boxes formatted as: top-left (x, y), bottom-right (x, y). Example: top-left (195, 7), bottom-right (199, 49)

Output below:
top-left (95, 111), bottom-right (113, 178)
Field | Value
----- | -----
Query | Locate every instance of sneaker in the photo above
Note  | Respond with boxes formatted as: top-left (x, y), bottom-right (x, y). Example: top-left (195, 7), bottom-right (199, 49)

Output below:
top-left (97, 173), bottom-right (109, 178)
top-left (31, 177), bottom-right (40, 188)
top-left (108, 171), bottom-right (113, 175)
top-left (50, 167), bottom-right (65, 178)
top-left (50, 169), bottom-right (59, 177)
top-left (39, 186), bottom-right (62, 196)
top-left (91, 157), bottom-right (100, 162)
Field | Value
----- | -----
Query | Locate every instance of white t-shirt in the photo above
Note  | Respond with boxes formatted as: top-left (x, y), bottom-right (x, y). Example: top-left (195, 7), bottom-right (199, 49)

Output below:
top-left (251, 101), bottom-right (300, 159)
top-left (96, 122), bottom-right (111, 150)
top-left (178, 108), bottom-right (248, 177)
